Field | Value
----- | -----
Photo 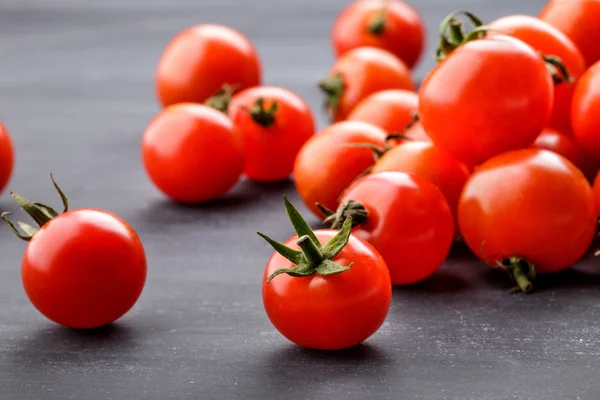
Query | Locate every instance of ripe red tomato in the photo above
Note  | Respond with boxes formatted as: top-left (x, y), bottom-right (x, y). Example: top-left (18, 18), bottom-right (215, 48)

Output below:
top-left (572, 60), bottom-right (600, 176)
top-left (332, 0), bottom-right (425, 69)
top-left (372, 141), bottom-right (470, 225)
top-left (2, 177), bottom-right (147, 329)
top-left (227, 86), bottom-right (315, 182)
top-left (142, 103), bottom-right (245, 203)
top-left (322, 171), bottom-right (453, 285)
top-left (593, 171), bottom-right (600, 216)
top-left (458, 149), bottom-right (596, 292)
top-left (419, 35), bottom-right (553, 167)
top-left (531, 128), bottom-right (584, 171)
top-left (540, 0), bottom-right (600, 68)
top-left (293, 121), bottom-right (387, 217)
top-left (346, 89), bottom-right (418, 134)
top-left (260, 197), bottom-right (391, 350)
top-left (156, 24), bottom-right (261, 108)
top-left (403, 120), bottom-right (430, 142)
top-left (320, 47), bottom-right (414, 121)
top-left (489, 15), bottom-right (586, 135)
top-left (0, 122), bottom-right (14, 195)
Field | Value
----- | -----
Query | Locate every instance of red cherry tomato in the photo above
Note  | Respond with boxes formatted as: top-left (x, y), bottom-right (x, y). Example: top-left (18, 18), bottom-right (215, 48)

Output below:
top-left (320, 47), bottom-right (414, 121)
top-left (489, 15), bottom-right (586, 135)
top-left (372, 141), bottom-right (470, 224)
top-left (156, 24), bottom-right (261, 108)
top-left (142, 103), bottom-right (245, 203)
top-left (332, 0), bottom-right (425, 69)
top-left (419, 35), bottom-right (553, 166)
top-left (260, 197), bottom-right (391, 350)
top-left (458, 149), bottom-right (596, 292)
top-left (572, 60), bottom-right (600, 176)
top-left (2, 177), bottom-right (147, 329)
top-left (293, 121), bottom-right (387, 217)
top-left (323, 171), bottom-right (453, 285)
top-left (346, 89), bottom-right (418, 134)
top-left (403, 120), bottom-right (430, 142)
top-left (540, 0), bottom-right (600, 68)
top-left (0, 122), bottom-right (14, 195)
top-left (593, 171), bottom-right (600, 216)
top-left (531, 128), bottom-right (584, 171)
top-left (227, 86), bottom-right (315, 182)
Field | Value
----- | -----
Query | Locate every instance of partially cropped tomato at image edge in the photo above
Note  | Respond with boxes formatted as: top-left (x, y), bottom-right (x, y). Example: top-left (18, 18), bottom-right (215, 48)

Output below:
top-left (1, 176), bottom-right (147, 329)
top-left (0, 122), bottom-right (14, 195)
top-left (531, 128), bottom-right (584, 172)
top-left (259, 196), bottom-right (391, 350)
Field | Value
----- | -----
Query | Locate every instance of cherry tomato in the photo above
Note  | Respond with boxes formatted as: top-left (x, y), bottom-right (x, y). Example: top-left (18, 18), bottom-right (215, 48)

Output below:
top-left (372, 141), bottom-right (470, 225)
top-left (142, 103), bottom-right (245, 203)
top-left (458, 149), bottom-right (596, 292)
top-left (0, 122), bottom-right (14, 195)
top-left (332, 0), bottom-right (425, 69)
top-left (572, 60), bottom-right (600, 176)
top-left (2, 176), bottom-right (147, 329)
top-left (489, 15), bottom-right (586, 135)
top-left (227, 86), bottom-right (315, 182)
top-left (259, 197), bottom-right (391, 350)
top-left (321, 171), bottom-right (453, 285)
top-left (540, 0), bottom-right (600, 68)
top-left (293, 121), bottom-right (387, 217)
top-left (346, 89), bottom-right (418, 134)
top-left (403, 120), bottom-right (430, 142)
top-left (320, 47), bottom-right (414, 121)
top-left (593, 171), bottom-right (600, 217)
top-left (156, 24), bottom-right (261, 108)
top-left (531, 128), bottom-right (584, 171)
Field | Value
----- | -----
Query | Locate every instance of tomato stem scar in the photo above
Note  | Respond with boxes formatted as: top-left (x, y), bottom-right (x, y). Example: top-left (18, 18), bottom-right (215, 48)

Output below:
top-left (368, 6), bottom-right (387, 35)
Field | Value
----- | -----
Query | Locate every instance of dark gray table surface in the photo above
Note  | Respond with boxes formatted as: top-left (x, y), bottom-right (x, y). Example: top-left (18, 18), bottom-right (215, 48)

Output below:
top-left (2, 0), bottom-right (599, 399)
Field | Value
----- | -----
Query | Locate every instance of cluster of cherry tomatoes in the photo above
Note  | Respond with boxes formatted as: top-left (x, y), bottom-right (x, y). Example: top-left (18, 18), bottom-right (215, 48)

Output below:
top-left (1, 0), bottom-right (600, 350)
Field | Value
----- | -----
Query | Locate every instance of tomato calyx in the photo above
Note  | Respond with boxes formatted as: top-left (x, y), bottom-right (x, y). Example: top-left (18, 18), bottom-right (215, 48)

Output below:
top-left (318, 73), bottom-right (345, 121)
top-left (368, 6), bottom-right (387, 35)
top-left (258, 196), bottom-right (354, 282)
top-left (481, 242), bottom-right (536, 293)
top-left (436, 11), bottom-right (488, 61)
top-left (318, 200), bottom-right (369, 230)
top-left (205, 84), bottom-right (238, 113)
top-left (1, 174), bottom-right (69, 241)
top-left (542, 55), bottom-right (574, 85)
top-left (245, 97), bottom-right (278, 127)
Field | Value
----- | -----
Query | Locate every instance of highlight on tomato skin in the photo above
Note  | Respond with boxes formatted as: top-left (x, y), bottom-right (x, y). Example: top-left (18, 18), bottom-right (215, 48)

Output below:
top-left (0, 122), bottom-right (14, 196)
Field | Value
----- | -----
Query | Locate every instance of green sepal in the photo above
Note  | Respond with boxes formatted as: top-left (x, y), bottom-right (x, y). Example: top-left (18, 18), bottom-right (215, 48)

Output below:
top-left (256, 232), bottom-right (304, 264)
top-left (267, 261), bottom-right (316, 282)
top-left (315, 259), bottom-right (353, 276)
top-left (321, 216), bottom-right (353, 259)
top-left (283, 195), bottom-right (321, 248)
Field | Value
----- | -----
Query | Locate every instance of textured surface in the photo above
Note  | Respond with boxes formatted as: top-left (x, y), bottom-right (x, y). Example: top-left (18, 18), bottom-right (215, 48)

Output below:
top-left (2, 0), bottom-right (600, 399)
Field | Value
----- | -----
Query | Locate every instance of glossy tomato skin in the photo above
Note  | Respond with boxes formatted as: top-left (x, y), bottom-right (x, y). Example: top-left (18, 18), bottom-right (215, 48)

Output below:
top-left (228, 86), bottom-right (315, 182)
top-left (326, 47), bottom-right (414, 121)
top-left (293, 121), bottom-right (387, 217)
top-left (0, 122), bottom-right (14, 195)
top-left (142, 103), bottom-right (245, 203)
top-left (419, 35), bottom-right (553, 167)
top-left (489, 15), bottom-right (586, 135)
top-left (540, 0), bottom-right (600, 68)
top-left (572, 60), bottom-right (600, 176)
top-left (340, 172), bottom-right (453, 285)
top-left (263, 230), bottom-right (391, 350)
top-left (531, 128), bottom-right (584, 171)
top-left (372, 141), bottom-right (470, 224)
top-left (458, 149), bottom-right (596, 274)
top-left (332, 0), bottom-right (425, 69)
top-left (156, 24), bottom-right (261, 107)
top-left (593, 171), bottom-right (600, 217)
top-left (22, 209), bottom-right (147, 329)
top-left (346, 89), bottom-right (418, 134)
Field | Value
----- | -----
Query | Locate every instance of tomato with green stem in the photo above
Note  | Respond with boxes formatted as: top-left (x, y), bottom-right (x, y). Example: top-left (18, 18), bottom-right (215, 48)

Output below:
top-left (293, 121), bottom-right (387, 218)
top-left (259, 196), bottom-right (391, 350)
top-left (332, 0), bottom-right (425, 69)
top-left (531, 128), bottom-right (584, 171)
top-left (458, 149), bottom-right (596, 293)
top-left (1, 176), bottom-right (147, 329)
top-left (319, 171), bottom-right (453, 285)
top-left (226, 86), bottom-right (315, 182)
top-left (142, 103), bottom-right (245, 203)
top-left (0, 122), bottom-right (14, 195)
top-left (156, 24), bottom-right (261, 108)
top-left (320, 47), bottom-right (414, 122)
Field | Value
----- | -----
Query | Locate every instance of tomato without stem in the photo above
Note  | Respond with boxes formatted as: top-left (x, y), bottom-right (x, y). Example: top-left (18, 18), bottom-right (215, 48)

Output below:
top-left (489, 15), bottom-right (585, 135)
top-left (0, 122), bottom-right (14, 195)
top-left (332, 0), bottom-right (425, 69)
top-left (259, 197), bottom-right (391, 350)
top-left (540, 0), bottom-right (600, 68)
top-left (320, 172), bottom-right (453, 285)
top-left (2, 176), bottom-right (147, 329)
top-left (142, 103), bottom-right (245, 203)
top-left (572, 60), bottom-right (600, 176)
top-left (320, 47), bottom-right (414, 122)
top-left (531, 128), bottom-right (584, 171)
top-left (293, 121), bottom-right (387, 217)
top-left (458, 149), bottom-right (596, 292)
top-left (227, 86), bottom-right (315, 182)
top-left (346, 89), bottom-right (418, 135)
top-left (156, 24), bottom-right (261, 108)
